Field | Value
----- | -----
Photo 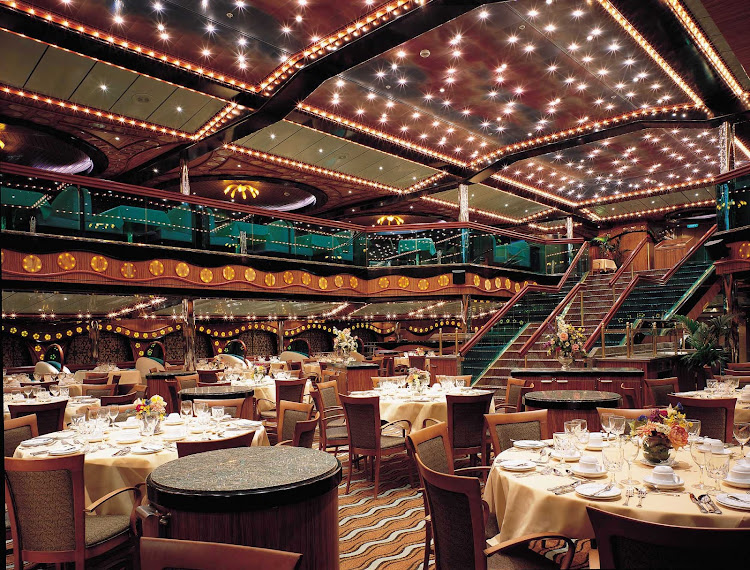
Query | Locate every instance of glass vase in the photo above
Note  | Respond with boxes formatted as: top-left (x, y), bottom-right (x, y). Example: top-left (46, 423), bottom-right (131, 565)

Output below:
top-left (557, 355), bottom-right (573, 371)
top-left (642, 435), bottom-right (674, 465)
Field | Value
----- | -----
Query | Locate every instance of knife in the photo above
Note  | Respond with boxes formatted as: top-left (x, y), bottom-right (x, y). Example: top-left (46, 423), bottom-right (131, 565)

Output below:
top-left (704, 495), bottom-right (723, 515)
top-left (690, 493), bottom-right (709, 513)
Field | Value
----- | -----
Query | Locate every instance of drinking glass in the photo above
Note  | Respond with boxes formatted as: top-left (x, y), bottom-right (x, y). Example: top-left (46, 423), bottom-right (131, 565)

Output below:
top-left (180, 401), bottom-right (193, 421)
top-left (573, 427), bottom-right (590, 456)
top-left (142, 414), bottom-right (158, 442)
top-left (610, 415), bottom-right (626, 441)
top-left (23, 386), bottom-right (33, 399)
top-left (601, 413), bottom-right (613, 439)
top-left (59, 386), bottom-right (69, 399)
top-left (456, 379), bottom-right (465, 389)
top-left (108, 404), bottom-right (119, 426)
top-left (553, 432), bottom-right (574, 467)
top-left (602, 445), bottom-right (624, 487)
top-left (564, 420), bottom-right (578, 435)
top-left (621, 436), bottom-right (641, 485)
top-left (706, 379), bottom-right (717, 397)
top-left (70, 413), bottom-right (85, 434)
top-left (686, 419), bottom-right (701, 442)
top-left (706, 452), bottom-right (731, 492)
top-left (211, 406), bottom-right (225, 422)
top-left (690, 440), bottom-right (710, 490)
top-left (734, 422), bottom-right (750, 457)
top-left (33, 373), bottom-right (41, 382)
top-left (50, 385), bottom-right (60, 397)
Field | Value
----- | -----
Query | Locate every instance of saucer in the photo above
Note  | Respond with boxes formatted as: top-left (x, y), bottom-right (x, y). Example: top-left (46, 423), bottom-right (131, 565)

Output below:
top-left (585, 442), bottom-right (609, 451)
top-left (551, 450), bottom-right (581, 462)
top-left (113, 434), bottom-right (141, 445)
top-left (715, 493), bottom-right (750, 511)
top-left (724, 477), bottom-right (750, 489)
top-left (496, 460), bottom-right (536, 472)
top-left (575, 483), bottom-right (621, 500)
top-left (643, 475), bottom-right (685, 489)
top-left (571, 466), bottom-right (608, 478)
top-left (513, 440), bottom-right (547, 450)
top-left (48, 445), bottom-right (81, 456)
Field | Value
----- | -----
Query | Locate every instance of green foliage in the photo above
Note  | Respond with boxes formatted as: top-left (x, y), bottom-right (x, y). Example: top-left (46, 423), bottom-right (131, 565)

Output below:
top-left (674, 314), bottom-right (733, 369)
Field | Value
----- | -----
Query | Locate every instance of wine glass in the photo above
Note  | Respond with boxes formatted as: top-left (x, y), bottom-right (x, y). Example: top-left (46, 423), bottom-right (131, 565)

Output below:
top-left (602, 445), bottom-right (624, 487)
top-left (706, 451), bottom-right (731, 492)
top-left (108, 404), bottom-right (119, 426)
top-left (23, 386), bottom-right (33, 399)
top-left (572, 426), bottom-right (590, 456)
top-left (610, 415), bottom-right (626, 441)
top-left (141, 414), bottom-right (158, 443)
top-left (180, 401), bottom-right (193, 422)
top-left (690, 440), bottom-right (710, 490)
top-left (601, 413), bottom-right (613, 440)
top-left (621, 435), bottom-right (641, 485)
top-left (59, 386), bottom-right (69, 399)
top-left (734, 422), bottom-right (750, 457)
top-left (211, 406), bottom-right (225, 423)
top-left (553, 432), bottom-right (574, 468)
top-left (50, 385), bottom-right (60, 398)
top-left (686, 419), bottom-right (701, 442)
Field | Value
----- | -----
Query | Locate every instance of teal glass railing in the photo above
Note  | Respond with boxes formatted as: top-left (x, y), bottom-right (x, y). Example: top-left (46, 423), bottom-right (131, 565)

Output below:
top-left (716, 171), bottom-right (750, 232)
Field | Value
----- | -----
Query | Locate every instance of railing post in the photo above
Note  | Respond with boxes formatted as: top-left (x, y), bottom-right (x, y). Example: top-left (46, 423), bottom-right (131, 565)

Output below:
top-left (674, 323), bottom-right (679, 355)
top-left (580, 290), bottom-right (584, 327)
top-left (652, 322), bottom-right (657, 356)
top-left (439, 327), bottom-right (443, 356)
top-left (524, 355), bottom-right (528, 368)
top-left (601, 330), bottom-right (606, 358)
top-left (626, 322), bottom-right (632, 358)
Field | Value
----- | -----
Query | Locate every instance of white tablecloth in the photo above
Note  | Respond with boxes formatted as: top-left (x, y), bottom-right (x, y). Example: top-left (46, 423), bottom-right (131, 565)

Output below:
top-left (4, 396), bottom-right (101, 425)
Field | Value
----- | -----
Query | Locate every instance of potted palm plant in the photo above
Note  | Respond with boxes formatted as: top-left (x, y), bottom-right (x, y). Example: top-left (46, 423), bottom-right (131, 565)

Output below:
top-left (673, 315), bottom-right (733, 386)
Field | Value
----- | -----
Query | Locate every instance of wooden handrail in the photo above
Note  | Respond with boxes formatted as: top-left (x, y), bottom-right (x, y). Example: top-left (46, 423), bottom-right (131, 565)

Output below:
top-left (607, 236), bottom-right (648, 287)
top-left (459, 243), bottom-right (589, 356)
top-left (583, 224), bottom-right (717, 352)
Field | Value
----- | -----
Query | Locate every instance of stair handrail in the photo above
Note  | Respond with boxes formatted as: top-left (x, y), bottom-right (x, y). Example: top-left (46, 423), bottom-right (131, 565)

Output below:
top-left (583, 224), bottom-right (717, 353)
top-left (607, 236), bottom-right (649, 287)
top-left (459, 243), bottom-right (589, 356)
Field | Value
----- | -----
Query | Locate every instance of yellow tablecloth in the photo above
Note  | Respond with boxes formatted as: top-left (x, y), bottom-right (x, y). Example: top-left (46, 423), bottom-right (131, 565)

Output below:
top-left (229, 379), bottom-right (312, 413)
top-left (483, 446), bottom-right (750, 543)
top-left (3, 396), bottom-right (100, 425)
top-left (737, 404), bottom-right (750, 423)
top-left (14, 424), bottom-right (269, 514)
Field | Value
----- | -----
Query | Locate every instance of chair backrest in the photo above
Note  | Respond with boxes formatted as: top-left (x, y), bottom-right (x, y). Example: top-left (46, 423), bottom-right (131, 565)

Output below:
top-left (596, 407), bottom-right (657, 435)
top-left (408, 355), bottom-right (427, 370)
top-left (289, 361), bottom-right (302, 371)
top-left (379, 356), bottom-right (395, 377)
top-left (620, 383), bottom-right (642, 409)
top-left (278, 401), bottom-right (314, 443)
top-left (518, 384), bottom-right (535, 412)
top-left (505, 377), bottom-right (528, 411)
top-left (111, 374), bottom-right (121, 385)
top-left (406, 421), bottom-right (453, 475)
top-left (165, 379), bottom-right (179, 412)
top-left (446, 392), bottom-right (494, 453)
top-left (81, 383), bottom-right (117, 398)
top-left (313, 380), bottom-right (341, 412)
top-left (485, 410), bottom-right (550, 454)
top-left (275, 378), bottom-right (307, 408)
top-left (83, 372), bottom-right (110, 385)
top-left (176, 374), bottom-right (200, 392)
top-left (7, 399), bottom-right (67, 435)
top-left (587, 506), bottom-right (750, 569)
top-left (139, 537), bottom-right (302, 570)
top-left (340, 395), bottom-right (381, 452)
top-left (666, 395), bottom-right (735, 442)
top-left (293, 412), bottom-right (319, 448)
top-left (644, 377), bottom-right (679, 407)
top-left (99, 392), bottom-right (138, 406)
top-left (19, 380), bottom-right (59, 390)
top-left (5, 454), bottom-right (85, 561)
top-left (4, 415), bottom-right (39, 456)
top-left (114, 404), bottom-right (139, 422)
top-left (192, 398), bottom-right (250, 419)
top-left (176, 431), bottom-right (255, 458)
top-left (127, 383), bottom-right (148, 400)
top-left (415, 455), bottom-right (487, 570)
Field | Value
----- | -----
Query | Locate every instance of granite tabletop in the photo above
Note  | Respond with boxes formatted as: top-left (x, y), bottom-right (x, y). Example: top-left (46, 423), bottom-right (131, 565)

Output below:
top-left (523, 390), bottom-right (622, 410)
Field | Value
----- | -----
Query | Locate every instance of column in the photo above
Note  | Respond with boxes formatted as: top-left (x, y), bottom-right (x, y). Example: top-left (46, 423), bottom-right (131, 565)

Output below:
top-left (89, 320), bottom-right (100, 364)
top-left (182, 298), bottom-right (196, 371)
top-left (179, 155), bottom-right (191, 196)
top-left (459, 183), bottom-right (469, 263)
top-left (565, 216), bottom-right (574, 267)
top-left (717, 122), bottom-right (735, 231)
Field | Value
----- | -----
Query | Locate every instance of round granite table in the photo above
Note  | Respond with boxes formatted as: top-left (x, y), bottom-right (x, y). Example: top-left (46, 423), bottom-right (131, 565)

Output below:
top-left (178, 385), bottom-right (255, 401)
top-left (143, 446), bottom-right (342, 570)
top-left (523, 390), bottom-right (622, 432)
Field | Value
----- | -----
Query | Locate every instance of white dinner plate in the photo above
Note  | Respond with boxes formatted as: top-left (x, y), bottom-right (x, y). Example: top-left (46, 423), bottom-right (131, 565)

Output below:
top-left (19, 437), bottom-right (54, 447)
top-left (571, 466), bottom-right (608, 478)
top-left (130, 445), bottom-right (163, 455)
top-left (234, 420), bottom-right (262, 429)
top-left (551, 450), bottom-right (581, 462)
top-left (117, 421), bottom-right (141, 430)
top-left (162, 419), bottom-right (184, 426)
top-left (48, 445), bottom-right (81, 456)
top-left (715, 493), bottom-right (750, 511)
top-left (643, 475), bottom-right (685, 490)
top-left (723, 477), bottom-right (750, 489)
top-left (575, 483), bottom-right (622, 500)
top-left (512, 440), bottom-right (547, 450)
top-left (585, 442), bottom-right (610, 451)
top-left (496, 460), bottom-right (536, 472)
top-left (50, 430), bottom-right (76, 440)
top-left (161, 433), bottom-right (186, 442)
top-left (112, 434), bottom-right (141, 445)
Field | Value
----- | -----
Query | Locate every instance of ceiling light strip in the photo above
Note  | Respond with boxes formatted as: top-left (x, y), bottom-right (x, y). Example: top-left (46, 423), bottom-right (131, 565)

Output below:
top-left (404, 172), bottom-right (449, 193)
top-left (736, 138), bottom-right (750, 160)
top-left (581, 198), bottom-right (714, 221)
top-left (578, 177), bottom-right (715, 206)
top-left (0, 84), bottom-right (193, 139)
top-left (491, 174), bottom-right (579, 208)
top-left (663, 0), bottom-right (748, 100)
top-left (420, 195), bottom-right (556, 224)
top-left (224, 144), bottom-right (402, 194)
top-left (594, 0), bottom-right (707, 110)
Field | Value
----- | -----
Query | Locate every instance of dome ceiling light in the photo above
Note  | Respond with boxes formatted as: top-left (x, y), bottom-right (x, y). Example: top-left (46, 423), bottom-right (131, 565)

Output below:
top-left (224, 183), bottom-right (259, 200)
top-left (376, 215), bottom-right (405, 226)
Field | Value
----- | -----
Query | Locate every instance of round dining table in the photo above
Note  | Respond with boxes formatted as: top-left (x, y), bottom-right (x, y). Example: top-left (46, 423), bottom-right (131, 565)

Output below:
top-left (4, 395), bottom-right (101, 425)
top-left (523, 390), bottom-right (622, 432)
top-left (179, 385), bottom-right (255, 401)
top-left (483, 444), bottom-right (750, 544)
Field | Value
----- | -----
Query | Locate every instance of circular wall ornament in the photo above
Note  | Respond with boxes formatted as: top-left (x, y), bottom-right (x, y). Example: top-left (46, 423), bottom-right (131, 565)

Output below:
top-left (57, 253), bottom-right (76, 270)
top-left (473, 274), bottom-right (480, 286)
top-left (302, 273), bottom-right (311, 285)
top-left (175, 263), bottom-right (190, 278)
top-left (223, 266), bottom-right (236, 281)
top-left (378, 277), bottom-right (390, 289)
top-left (398, 276), bottom-right (409, 288)
top-left (244, 268), bottom-right (256, 282)
top-left (283, 271), bottom-right (294, 284)
top-left (265, 273), bottom-right (276, 286)
top-left (90, 256), bottom-right (108, 273)
top-left (418, 279), bottom-right (429, 290)
top-left (349, 276), bottom-right (358, 288)
top-left (484, 279), bottom-right (492, 291)
top-left (515, 282), bottom-right (521, 292)
top-left (334, 275), bottom-right (343, 288)
top-left (200, 268), bottom-right (214, 283)
top-left (495, 277), bottom-right (502, 289)
top-left (437, 275), bottom-right (449, 287)
top-left (505, 278), bottom-right (511, 289)
top-left (318, 277), bottom-right (328, 290)
top-left (148, 260), bottom-right (164, 276)
top-left (121, 262), bottom-right (136, 278)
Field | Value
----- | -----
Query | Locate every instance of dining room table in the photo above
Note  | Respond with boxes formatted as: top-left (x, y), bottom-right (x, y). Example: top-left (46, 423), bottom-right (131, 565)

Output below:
top-left (224, 375), bottom-right (314, 413)
top-left (523, 390), bottom-right (622, 432)
top-left (673, 389), bottom-right (750, 423)
top-left (483, 441), bottom-right (750, 544)
top-left (3, 394), bottom-right (101, 425)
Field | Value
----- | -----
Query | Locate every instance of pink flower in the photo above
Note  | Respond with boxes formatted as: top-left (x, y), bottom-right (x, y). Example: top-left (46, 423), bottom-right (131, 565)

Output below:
top-left (558, 332), bottom-right (569, 341)
top-left (572, 344), bottom-right (580, 351)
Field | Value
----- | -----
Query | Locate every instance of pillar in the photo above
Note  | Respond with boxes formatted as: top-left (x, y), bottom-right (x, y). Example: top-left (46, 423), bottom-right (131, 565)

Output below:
top-left (719, 121), bottom-right (735, 174)
top-left (182, 298), bottom-right (196, 371)
top-left (179, 155), bottom-right (191, 196)
top-left (565, 216), bottom-right (574, 267)
top-left (89, 320), bottom-right (100, 364)
top-left (459, 183), bottom-right (469, 263)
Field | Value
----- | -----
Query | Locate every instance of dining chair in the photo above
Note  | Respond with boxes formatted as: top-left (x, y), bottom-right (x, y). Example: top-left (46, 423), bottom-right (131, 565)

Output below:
top-left (644, 377), bottom-right (679, 407)
top-left (176, 374), bottom-right (200, 393)
top-left (277, 411), bottom-right (319, 448)
top-left (619, 383), bottom-right (642, 409)
top-left (114, 404), bottom-right (139, 422)
top-left (484, 410), bottom-right (551, 461)
top-left (340, 394), bottom-right (413, 497)
top-left (379, 356), bottom-right (395, 377)
top-left (275, 401), bottom-right (314, 446)
top-left (5, 454), bottom-right (141, 569)
top-left (595, 407), bottom-right (657, 435)
top-left (4, 415), bottom-right (39, 457)
top-left (139, 537), bottom-right (302, 570)
top-left (165, 379), bottom-right (180, 413)
top-left (445, 391), bottom-right (494, 464)
top-left (99, 392), bottom-right (138, 406)
top-left (7, 399), bottom-right (66, 435)
top-left (192, 397), bottom-right (253, 420)
top-left (310, 382), bottom-right (348, 454)
top-left (406, 422), bottom-right (494, 569)
top-left (289, 361), bottom-right (303, 371)
top-left (494, 377), bottom-right (531, 413)
top-left (83, 372), bottom-right (110, 385)
top-left (258, 378), bottom-right (308, 424)
top-left (80, 383), bottom-right (117, 398)
top-left (127, 383), bottom-right (148, 399)
top-left (586, 507), bottom-right (750, 569)
top-left (666, 395), bottom-right (735, 442)
top-left (409, 355), bottom-right (427, 370)
top-left (415, 454), bottom-right (575, 570)
top-left (176, 431), bottom-right (256, 458)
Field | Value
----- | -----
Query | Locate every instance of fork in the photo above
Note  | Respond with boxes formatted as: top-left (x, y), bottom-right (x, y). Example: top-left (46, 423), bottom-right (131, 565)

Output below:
top-left (727, 494), bottom-right (750, 504)
top-left (636, 488), bottom-right (647, 508)
top-left (623, 487), bottom-right (634, 506)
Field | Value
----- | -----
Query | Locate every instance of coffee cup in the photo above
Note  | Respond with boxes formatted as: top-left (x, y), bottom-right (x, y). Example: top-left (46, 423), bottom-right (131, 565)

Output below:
top-left (728, 463), bottom-right (750, 482)
top-left (652, 465), bottom-right (677, 484)
top-left (166, 413), bottom-right (180, 422)
top-left (578, 455), bottom-right (601, 472)
top-left (588, 432), bottom-right (603, 445)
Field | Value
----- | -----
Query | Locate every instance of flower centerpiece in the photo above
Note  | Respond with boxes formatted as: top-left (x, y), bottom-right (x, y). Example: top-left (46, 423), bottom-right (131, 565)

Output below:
top-left (333, 327), bottom-right (359, 362)
top-left (135, 395), bottom-right (166, 433)
top-left (631, 404), bottom-right (690, 464)
top-left (414, 347), bottom-right (425, 357)
top-left (543, 316), bottom-right (587, 370)
top-left (406, 368), bottom-right (430, 393)
top-left (252, 364), bottom-right (266, 382)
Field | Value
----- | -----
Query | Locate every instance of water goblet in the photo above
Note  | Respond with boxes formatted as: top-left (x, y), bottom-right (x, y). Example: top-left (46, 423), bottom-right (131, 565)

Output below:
top-left (23, 386), bottom-right (33, 399)
top-left (141, 414), bottom-right (158, 443)
top-left (706, 451), bottom-right (731, 493)
top-left (33, 373), bottom-right (42, 382)
top-left (553, 432), bottom-right (574, 467)
top-left (734, 422), bottom-right (750, 457)
top-left (70, 412), bottom-right (85, 434)
top-left (690, 440), bottom-right (710, 490)
top-left (601, 413), bottom-right (613, 440)
top-left (180, 401), bottom-right (193, 422)
top-left (59, 386), bottom-right (69, 399)
top-left (602, 445), bottom-right (624, 487)
top-left (211, 406), bottom-right (225, 423)
top-left (456, 379), bottom-right (465, 389)
top-left (573, 427), bottom-right (590, 456)
top-left (50, 385), bottom-right (60, 398)
top-left (686, 419), bottom-right (701, 442)
top-left (564, 420), bottom-right (578, 435)
top-left (621, 435), bottom-right (641, 485)
top-left (108, 404), bottom-right (119, 426)
top-left (610, 415), bottom-right (626, 441)
top-left (706, 380), bottom-right (717, 397)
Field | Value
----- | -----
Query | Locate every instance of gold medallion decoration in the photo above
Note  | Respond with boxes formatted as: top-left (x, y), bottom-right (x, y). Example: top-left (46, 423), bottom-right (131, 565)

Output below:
top-left (22, 255), bottom-right (42, 273)
top-left (148, 260), bottom-right (164, 276)
top-left (318, 277), bottom-right (328, 289)
top-left (265, 273), bottom-right (276, 286)
top-left (418, 279), bottom-right (429, 290)
top-left (398, 276), bottom-right (409, 288)
top-left (473, 275), bottom-right (480, 286)
top-left (334, 275), bottom-right (343, 288)
top-left (495, 277), bottom-right (502, 289)
top-left (57, 253), bottom-right (76, 270)
top-left (223, 266), bottom-right (236, 281)
top-left (283, 271), bottom-right (294, 284)
top-left (484, 279), bottom-right (491, 291)
top-left (378, 277), bottom-right (390, 289)
top-left (175, 263), bottom-right (190, 278)
top-left (302, 273), bottom-right (311, 285)
top-left (121, 262), bottom-right (136, 278)
top-left (438, 275), bottom-right (449, 287)
top-left (515, 282), bottom-right (521, 292)
top-left (505, 278), bottom-right (511, 289)
top-left (349, 276), bottom-right (358, 288)
top-left (90, 256), bottom-right (108, 273)
top-left (244, 268), bottom-right (256, 282)
top-left (200, 268), bottom-right (214, 283)
top-left (739, 242), bottom-right (750, 259)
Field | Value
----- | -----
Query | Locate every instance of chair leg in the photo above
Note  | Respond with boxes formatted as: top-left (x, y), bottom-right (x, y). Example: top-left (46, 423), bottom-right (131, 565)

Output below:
top-left (423, 519), bottom-right (432, 570)
top-left (373, 455), bottom-right (381, 497)
top-left (346, 450), bottom-right (353, 494)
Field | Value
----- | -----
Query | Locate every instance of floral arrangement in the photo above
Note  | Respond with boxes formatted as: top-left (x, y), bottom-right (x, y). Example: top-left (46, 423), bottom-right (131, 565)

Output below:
top-left (544, 316), bottom-right (587, 359)
top-left (252, 364), bottom-right (267, 378)
top-left (406, 368), bottom-right (430, 390)
top-left (333, 327), bottom-right (359, 353)
top-left (631, 404), bottom-right (690, 462)
top-left (135, 395), bottom-right (166, 420)
top-left (414, 347), bottom-right (425, 356)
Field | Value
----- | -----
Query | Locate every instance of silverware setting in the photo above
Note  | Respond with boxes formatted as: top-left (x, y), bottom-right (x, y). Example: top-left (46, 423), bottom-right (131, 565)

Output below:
top-left (112, 446), bottom-right (131, 457)
top-left (623, 488), bottom-right (634, 506)
top-left (636, 488), bottom-right (647, 507)
top-left (699, 494), bottom-right (722, 514)
top-left (591, 482), bottom-right (614, 497)
top-left (690, 493), bottom-right (709, 513)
